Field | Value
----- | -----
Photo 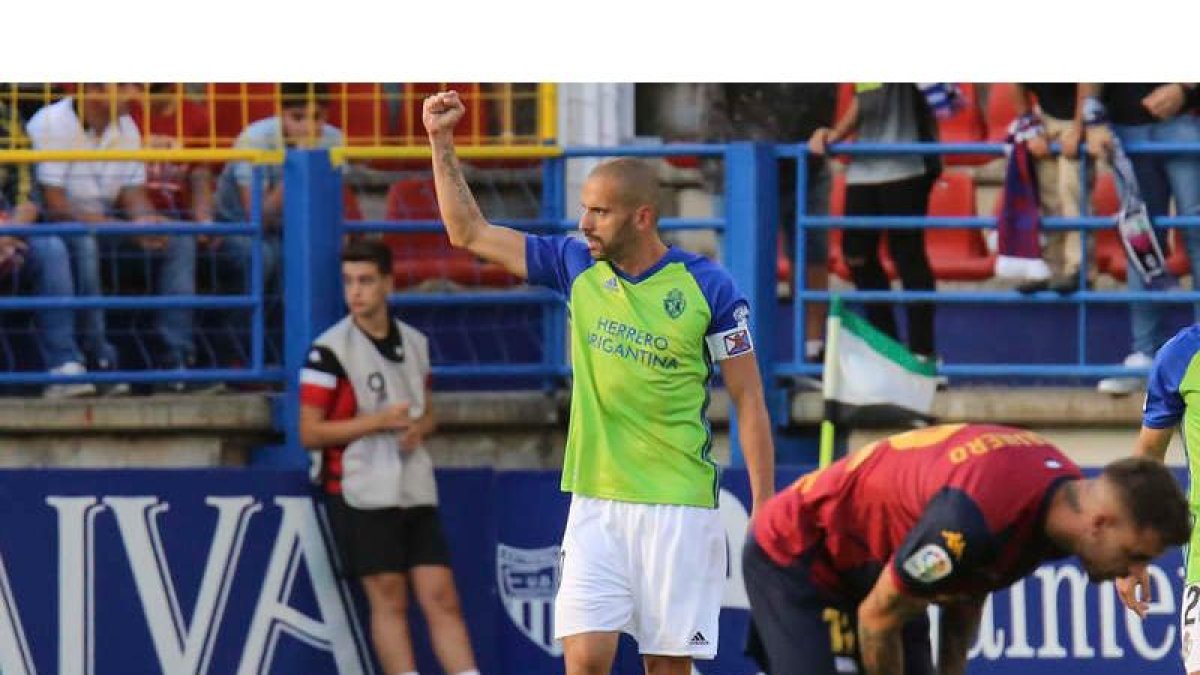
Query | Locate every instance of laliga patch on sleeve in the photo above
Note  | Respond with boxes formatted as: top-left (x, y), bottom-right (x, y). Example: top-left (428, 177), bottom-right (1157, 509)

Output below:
top-left (902, 544), bottom-right (954, 583)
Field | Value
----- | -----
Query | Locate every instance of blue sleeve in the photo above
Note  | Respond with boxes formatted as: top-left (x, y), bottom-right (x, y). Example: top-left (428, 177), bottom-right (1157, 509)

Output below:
top-left (688, 258), bottom-right (749, 334)
top-left (1144, 330), bottom-right (1198, 429)
top-left (525, 235), bottom-right (593, 296)
top-left (891, 489), bottom-right (995, 597)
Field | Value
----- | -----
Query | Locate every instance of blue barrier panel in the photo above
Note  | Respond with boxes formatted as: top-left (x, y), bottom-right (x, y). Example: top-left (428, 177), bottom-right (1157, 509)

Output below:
top-left (724, 142), bottom-right (785, 464)
top-left (787, 140), bottom-right (1200, 383)
top-left (275, 150), bottom-right (344, 468)
top-left (0, 466), bottom-right (1185, 674)
top-left (0, 469), bottom-right (374, 675)
top-left (0, 163), bottom-right (275, 385)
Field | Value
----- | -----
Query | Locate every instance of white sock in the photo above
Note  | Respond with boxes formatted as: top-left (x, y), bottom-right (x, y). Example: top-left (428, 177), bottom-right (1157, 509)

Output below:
top-left (454, 671), bottom-right (480, 675)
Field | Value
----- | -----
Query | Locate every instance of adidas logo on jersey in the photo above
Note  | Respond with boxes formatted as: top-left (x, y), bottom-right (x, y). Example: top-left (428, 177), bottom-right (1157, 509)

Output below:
top-left (688, 631), bottom-right (709, 646)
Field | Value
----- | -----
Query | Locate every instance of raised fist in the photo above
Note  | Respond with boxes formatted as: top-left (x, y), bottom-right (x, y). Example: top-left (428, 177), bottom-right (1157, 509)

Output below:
top-left (423, 91), bottom-right (465, 137)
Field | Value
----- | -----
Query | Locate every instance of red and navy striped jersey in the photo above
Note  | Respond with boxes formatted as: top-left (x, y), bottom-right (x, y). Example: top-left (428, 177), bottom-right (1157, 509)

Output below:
top-left (753, 423), bottom-right (1081, 602)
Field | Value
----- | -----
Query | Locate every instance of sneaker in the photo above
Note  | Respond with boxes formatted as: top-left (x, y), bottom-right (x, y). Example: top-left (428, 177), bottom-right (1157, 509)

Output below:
top-left (155, 380), bottom-right (228, 395)
top-left (92, 358), bottom-right (131, 397)
top-left (154, 362), bottom-right (228, 395)
top-left (1097, 352), bottom-right (1153, 396)
top-left (43, 362), bottom-right (97, 399)
top-left (1048, 273), bottom-right (1090, 295)
top-left (1016, 278), bottom-right (1050, 295)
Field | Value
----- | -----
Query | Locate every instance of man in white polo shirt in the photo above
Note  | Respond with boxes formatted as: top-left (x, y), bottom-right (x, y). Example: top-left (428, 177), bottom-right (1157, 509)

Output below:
top-left (27, 84), bottom-right (201, 393)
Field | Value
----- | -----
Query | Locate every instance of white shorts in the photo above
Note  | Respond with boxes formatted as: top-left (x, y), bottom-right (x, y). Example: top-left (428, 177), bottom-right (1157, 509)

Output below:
top-left (1183, 583), bottom-right (1200, 673)
top-left (553, 495), bottom-right (726, 659)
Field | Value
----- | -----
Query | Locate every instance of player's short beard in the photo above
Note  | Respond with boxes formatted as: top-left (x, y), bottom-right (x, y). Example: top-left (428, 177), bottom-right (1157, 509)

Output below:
top-left (593, 216), bottom-right (636, 263)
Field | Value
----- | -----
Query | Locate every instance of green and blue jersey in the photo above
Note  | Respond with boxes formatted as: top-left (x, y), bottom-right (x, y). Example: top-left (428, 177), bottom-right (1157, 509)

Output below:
top-left (1144, 324), bottom-right (1200, 581)
top-left (527, 235), bottom-right (753, 508)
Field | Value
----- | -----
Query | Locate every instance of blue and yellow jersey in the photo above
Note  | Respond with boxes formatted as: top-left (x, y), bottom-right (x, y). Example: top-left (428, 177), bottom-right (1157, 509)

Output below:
top-left (526, 235), bottom-right (753, 508)
top-left (1143, 323), bottom-right (1200, 581)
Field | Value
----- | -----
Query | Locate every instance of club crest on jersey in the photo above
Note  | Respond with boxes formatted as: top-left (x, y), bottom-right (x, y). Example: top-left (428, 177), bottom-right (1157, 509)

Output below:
top-left (903, 544), bottom-right (953, 583)
top-left (663, 288), bottom-right (686, 319)
top-left (497, 544), bottom-right (562, 656)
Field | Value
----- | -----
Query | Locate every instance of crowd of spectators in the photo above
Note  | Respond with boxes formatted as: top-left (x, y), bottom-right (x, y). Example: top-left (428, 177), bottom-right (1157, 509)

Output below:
top-left (2, 82), bottom-right (1199, 398)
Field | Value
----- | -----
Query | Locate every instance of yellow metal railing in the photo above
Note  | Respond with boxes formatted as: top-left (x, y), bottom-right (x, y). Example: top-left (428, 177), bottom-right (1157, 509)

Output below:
top-left (331, 144), bottom-right (563, 164)
top-left (0, 83), bottom-right (558, 150)
top-left (0, 148), bottom-right (283, 164)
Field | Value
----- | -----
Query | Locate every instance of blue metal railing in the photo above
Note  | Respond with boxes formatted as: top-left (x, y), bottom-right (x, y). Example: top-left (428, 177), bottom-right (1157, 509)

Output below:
top-left (8, 141), bottom-right (1200, 466)
top-left (784, 140), bottom-right (1200, 379)
top-left (339, 146), bottom-right (738, 388)
top-left (0, 165), bottom-right (274, 387)
top-left (332, 143), bottom-right (774, 468)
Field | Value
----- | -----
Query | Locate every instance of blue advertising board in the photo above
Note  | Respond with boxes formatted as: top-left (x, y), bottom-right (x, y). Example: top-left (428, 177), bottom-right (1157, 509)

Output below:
top-left (0, 468), bottom-right (1183, 674)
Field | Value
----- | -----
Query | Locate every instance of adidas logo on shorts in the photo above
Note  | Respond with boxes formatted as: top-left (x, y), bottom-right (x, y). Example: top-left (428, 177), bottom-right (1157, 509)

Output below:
top-left (688, 631), bottom-right (709, 647)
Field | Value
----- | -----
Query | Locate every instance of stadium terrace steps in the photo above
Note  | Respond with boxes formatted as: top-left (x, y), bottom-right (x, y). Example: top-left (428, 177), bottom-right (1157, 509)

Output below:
top-left (790, 386), bottom-right (1143, 428)
top-left (0, 388), bottom-right (1147, 470)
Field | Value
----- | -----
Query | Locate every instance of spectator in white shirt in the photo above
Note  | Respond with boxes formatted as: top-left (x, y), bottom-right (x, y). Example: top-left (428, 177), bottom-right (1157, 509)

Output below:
top-left (27, 83), bottom-right (201, 393)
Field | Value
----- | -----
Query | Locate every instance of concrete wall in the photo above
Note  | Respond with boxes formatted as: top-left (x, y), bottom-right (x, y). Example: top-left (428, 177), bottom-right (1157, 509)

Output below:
top-left (0, 387), bottom-right (1168, 470)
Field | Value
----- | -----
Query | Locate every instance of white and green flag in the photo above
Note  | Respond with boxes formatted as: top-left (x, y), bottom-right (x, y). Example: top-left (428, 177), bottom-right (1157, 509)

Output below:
top-left (822, 297), bottom-right (938, 427)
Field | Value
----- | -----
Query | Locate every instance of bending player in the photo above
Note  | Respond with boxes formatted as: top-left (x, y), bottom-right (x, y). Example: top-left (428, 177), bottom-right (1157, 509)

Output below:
top-left (746, 423), bottom-right (1188, 675)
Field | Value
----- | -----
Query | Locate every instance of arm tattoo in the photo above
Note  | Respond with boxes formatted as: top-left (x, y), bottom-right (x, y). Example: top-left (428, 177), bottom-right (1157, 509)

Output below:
top-left (858, 622), bottom-right (905, 675)
top-left (439, 145), bottom-right (483, 220)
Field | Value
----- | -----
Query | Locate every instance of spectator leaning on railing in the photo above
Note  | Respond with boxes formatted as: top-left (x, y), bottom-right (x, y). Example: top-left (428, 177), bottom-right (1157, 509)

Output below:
top-left (0, 100), bottom-right (94, 398)
top-left (26, 83), bottom-right (203, 394)
top-left (1010, 83), bottom-right (1096, 295)
top-left (809, 83), bottom-right (941, 364)
top-left (213, 83), bottom-right (345, 366)
top-left (1083, 83), bottom-right (1200, 396)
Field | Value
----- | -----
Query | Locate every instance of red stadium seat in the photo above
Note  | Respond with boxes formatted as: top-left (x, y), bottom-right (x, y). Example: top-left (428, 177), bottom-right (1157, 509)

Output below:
top-left (834, 83), bottom-right (854, 128)
top-left (1091, 172), bottom-right (1120, 217)
top-left (1091, 173), bottom-right (1124, 277)
top-left (938, 84), bottom-right (991, 166)
top-left (830, 83), bottom-right (856, 166)
top-left (925, 172), bottom-right (994, 280)
top-left (396, 84), bottom-right (491, 142)
top-left (826, 171), bottom-right (898, 281)
top-left (777, 231), bottom-right (791, 284)
top-left (327, 83), bottom-right (391, 147)
top-left (985, 83), bottom-right (1020, 143)
top-left (383, 178), bottom-right (517, 288)
top-left (1102, 230), bottom-right (1192, 282)
top-left (827, 171), bottom-right (851, 280)
top-left (342, 185), bottom-right (363, 222)
top-left (830, 170), bottom-right (993, 282)
top-left (1103, 229), bottom-right (1191, 282)
top-left (1089, 173), bottom-right (1193, 280)
top-left (209, 83), bottom-right (277, 146)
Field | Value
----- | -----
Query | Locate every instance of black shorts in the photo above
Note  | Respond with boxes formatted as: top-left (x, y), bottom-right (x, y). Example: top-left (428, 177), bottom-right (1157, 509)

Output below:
top-left (324, 495), bottom-right (451, 578)
top-left (743, 535), bottom-right (933, 675)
